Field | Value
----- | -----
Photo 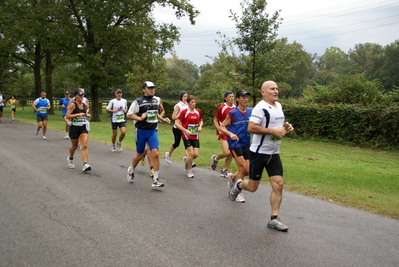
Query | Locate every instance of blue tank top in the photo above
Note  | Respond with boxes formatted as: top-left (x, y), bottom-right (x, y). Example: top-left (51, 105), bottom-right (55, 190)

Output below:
top-left (227, 107), bottom-right (253, 149)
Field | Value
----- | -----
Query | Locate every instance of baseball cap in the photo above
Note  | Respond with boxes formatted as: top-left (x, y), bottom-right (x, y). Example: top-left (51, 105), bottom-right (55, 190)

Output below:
top-left (224, 91), bottom-right (233, 98)
top-left (65, 91), bottom-right (70, 95)
top-left (74, 89), bottom-right (84, 96)
top-left (142, 81), bottom-right (155, 88)
top-left (115, 88), bottom-right (122, 93)
top-left (236, 89), bottom-right (251, 97)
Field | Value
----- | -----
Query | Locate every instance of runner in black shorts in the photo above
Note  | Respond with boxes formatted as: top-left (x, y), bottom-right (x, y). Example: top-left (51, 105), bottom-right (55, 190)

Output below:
top-left (219, 90), bottom-right (252, 203)
top-left (228, 81), bottom-right (294, 231)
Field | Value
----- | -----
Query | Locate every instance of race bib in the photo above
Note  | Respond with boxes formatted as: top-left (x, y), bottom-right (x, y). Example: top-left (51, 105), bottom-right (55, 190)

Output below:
top-left (72, 116), bottom-right (86, 123)
top-left (115, 113), bottom-right (125, 121)
top-left (39, 107), bottom-right (47, 113)
top-left (147, 110), bottom-right (158, 123)
top-left (188, 124), bottom-right (199, 135)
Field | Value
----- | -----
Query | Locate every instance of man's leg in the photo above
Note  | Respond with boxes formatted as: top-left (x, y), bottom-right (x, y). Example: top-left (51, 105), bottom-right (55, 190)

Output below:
top-left (269, 175), bottom-right (284, 216)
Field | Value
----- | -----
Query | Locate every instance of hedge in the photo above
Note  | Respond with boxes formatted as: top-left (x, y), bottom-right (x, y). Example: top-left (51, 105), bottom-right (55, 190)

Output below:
top-left (283, 103), bottom-right (399, 150)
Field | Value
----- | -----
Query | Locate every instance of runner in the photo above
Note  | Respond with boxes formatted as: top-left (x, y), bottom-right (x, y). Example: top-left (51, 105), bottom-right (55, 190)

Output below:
top-left (32, 91), bottom-right (51, 140)
top-left (0, 91), bottom-right (4, 123)
top-left (126, 81), bottom-right (170, 187)
top-left (58, 91), bottom-right (71, 139)
top-left (7, 96), bottom-right (19, 121)
top-left (165, 90), bottom-right (188, 164)
top-left (106, 88), bottom-right (128, 152)
top-left (66, 89), bottom-right (92, 172)
top-left (174, 95), bottom-right (203, 178)
top-left (228, 81), bottom-right (294, 231)
top-left (219, 90), bottom-right (253, 203)
top-left (210, 91), bottom-right (236, 177)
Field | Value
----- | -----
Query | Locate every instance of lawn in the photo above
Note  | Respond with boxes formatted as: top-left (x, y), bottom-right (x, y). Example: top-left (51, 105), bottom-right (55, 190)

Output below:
top-left (4, 107), bottom-right (399, 219)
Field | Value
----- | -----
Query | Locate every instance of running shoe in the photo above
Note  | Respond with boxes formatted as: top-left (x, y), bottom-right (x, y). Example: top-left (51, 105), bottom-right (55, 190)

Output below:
top-left (140, 157), bottom-right (146, 166)
top-left (149, 168), bottom-right (154, 178)
top-left (82, 163), bottom-right (91, 172)
top-left (65, 132), bottom-right (70, 139)
top-left (127, 166), bottom-right (135, 183)
top-left (78, 143), bottom-right (82, 150)
top-left (192, 162), bottom-right (196, 168)
top-left (111, 145), bottom-right (116, 152)
top-left (165, 152), bottom-right (171, 164)
top-left (187, 170), bottom-right (194, 178)
top-left (267, 217), bottom-right (289, 231)
top-left (235, 192), bottom-right (245, 203)
top-left (116, 141), bottom-right (122, 151)
top-left (229, 178), bottom-right (242, 201)
top-left (227, 173), bottom-right (234, 188)
top-left (152, 179), bottom-right (164, 187)
top-left (35, 127), bottom-right (39, 135)
top-left (220, 169), bottom-right (228, 178)
top-left (210, 155), bottom-right (218, 170)
top-left (42, 136), bottom-right (47, 140)
top-left (67, 156), bottom-right (75, 169)
top-left (183, 156), bottom-right (188, 170)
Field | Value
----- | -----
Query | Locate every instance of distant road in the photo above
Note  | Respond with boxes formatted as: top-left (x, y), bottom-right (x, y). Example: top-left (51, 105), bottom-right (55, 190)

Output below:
top-left (1, 117), bottom-right (398, 267)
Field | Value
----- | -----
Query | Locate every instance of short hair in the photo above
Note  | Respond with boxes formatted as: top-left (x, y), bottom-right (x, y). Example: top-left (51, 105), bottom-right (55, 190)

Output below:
top-left (187, 95), bottom-right (196, 103)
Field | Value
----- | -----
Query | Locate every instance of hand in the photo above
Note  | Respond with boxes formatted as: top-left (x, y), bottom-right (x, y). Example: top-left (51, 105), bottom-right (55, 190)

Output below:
top-left (230, 134), bottom-right (239, 141)
top-left (284, 122), bottom-right (294, 133)
top-left (164, 118), bottom-right (171, 124)
top-left (273, 127), bottom-right (287, 138)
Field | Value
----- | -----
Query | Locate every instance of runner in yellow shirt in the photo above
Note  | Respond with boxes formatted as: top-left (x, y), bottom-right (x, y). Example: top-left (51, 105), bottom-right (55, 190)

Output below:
top-left (7, 96), bottom-right (18, 121)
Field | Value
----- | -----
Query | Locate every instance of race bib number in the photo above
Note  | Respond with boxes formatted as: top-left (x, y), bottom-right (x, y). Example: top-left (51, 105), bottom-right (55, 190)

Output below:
top-left (72, 116), bottom-right (86, 123)
top-left (116, 113), bottom-right (125, 121)
top-left (147, 110), bottom-right (158, 123)
top-left (39, 107), bottom-right (47, 113)
top-left (188, 124), bottom-right (199, 135)
top-left (10, 103), bottom-right (16, 108)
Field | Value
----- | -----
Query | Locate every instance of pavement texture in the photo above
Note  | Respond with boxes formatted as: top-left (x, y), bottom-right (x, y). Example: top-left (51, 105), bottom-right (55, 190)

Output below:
top-left (1, 117), bottom-right (398, 267)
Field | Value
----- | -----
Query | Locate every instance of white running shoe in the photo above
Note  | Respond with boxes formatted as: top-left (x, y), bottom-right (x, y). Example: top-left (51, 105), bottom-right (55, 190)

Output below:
top-left (111, 145), bottom-right (116, 152)
top-left (65, 132), bottom-right (70, 139)
top-left (187, 170), bottom-right (194, 178)
top-left (127, 166), bottom-right (135, 183)
top-left (235, 192), bottom-right (245, 203)
top-left (82, 163), bottom-right (91, 172)
top-left (116, 141), bottom-right (122, 151)
top-left (42, 136), bottom-right (47, 140)
top-left (67, 157), bottom-right (75, 169)
top-left (210, 155), bottom-right (218, 170)
top-left (165, 152), bottom-right (171, 164)
top-left (35, 127), bottom-right (39, 135)
top-left (152, 179), bottom-right (164, 187)
top-left (220, 169), bottom-right (228, 178)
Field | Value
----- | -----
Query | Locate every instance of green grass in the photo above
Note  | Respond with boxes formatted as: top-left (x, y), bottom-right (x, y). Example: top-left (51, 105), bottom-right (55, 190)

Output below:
top-left (5, 108), bottom-right (399, 219)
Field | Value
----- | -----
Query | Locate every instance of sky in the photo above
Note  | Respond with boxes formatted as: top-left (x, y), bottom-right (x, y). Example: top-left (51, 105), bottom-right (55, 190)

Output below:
top-left (155, 0), bottom-right (399, 67)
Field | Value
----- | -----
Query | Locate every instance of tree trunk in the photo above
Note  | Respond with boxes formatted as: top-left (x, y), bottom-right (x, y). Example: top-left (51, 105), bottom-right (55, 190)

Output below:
top-left (90, 84), bottom-right (101, 122)
top-left (34, 43), bottom-right (42, 97)
top-left (45, 50), bottom-right (55, 115)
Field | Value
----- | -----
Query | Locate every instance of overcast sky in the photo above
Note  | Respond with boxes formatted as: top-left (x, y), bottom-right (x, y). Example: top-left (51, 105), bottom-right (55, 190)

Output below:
top-left (155, 0), bottom-right (399, 67)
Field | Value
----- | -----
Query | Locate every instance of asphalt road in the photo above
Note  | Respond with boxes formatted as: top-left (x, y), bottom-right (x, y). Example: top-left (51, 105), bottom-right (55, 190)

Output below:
top-left (1, 117), bottom-right (398, 267)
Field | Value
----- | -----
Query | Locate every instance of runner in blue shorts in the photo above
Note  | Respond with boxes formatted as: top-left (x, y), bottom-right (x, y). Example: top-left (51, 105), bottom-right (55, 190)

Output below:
top-left (126, 81), bottom-right (170, 188)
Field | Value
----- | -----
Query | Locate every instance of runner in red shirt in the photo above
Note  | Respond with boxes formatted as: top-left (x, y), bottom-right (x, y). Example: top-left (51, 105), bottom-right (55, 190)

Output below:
top-left (211, 91), bottom-right (236, 177)
top-left (175, 95), bottom-right (203, 178)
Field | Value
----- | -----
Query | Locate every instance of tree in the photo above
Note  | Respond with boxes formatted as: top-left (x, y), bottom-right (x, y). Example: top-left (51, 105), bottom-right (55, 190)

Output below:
top-left (380, 40), bottom-right (399, 92)
top-left (221, 0), bottom-right (282, 104)
top-left (164, 55), bottom-right (199, 99)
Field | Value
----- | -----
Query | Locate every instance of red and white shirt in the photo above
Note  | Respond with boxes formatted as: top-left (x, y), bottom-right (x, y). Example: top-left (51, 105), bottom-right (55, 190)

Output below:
top-left (178, 108), bottom-right (203, 140)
